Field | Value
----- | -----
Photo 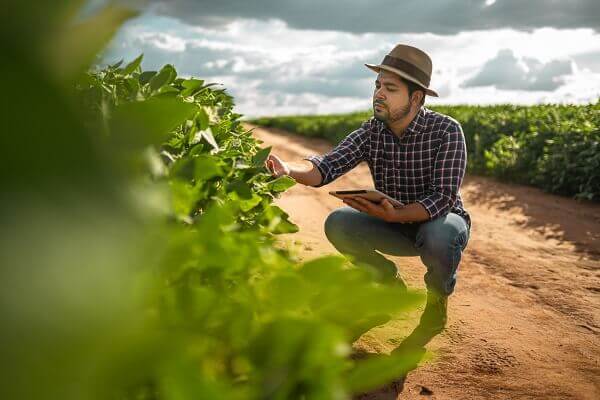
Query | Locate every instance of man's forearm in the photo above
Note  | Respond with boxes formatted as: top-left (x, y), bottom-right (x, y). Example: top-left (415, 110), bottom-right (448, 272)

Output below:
top-left (390, 202), bottom-right (430, 223)
top-left (288, 160), bottom-right (323, 187)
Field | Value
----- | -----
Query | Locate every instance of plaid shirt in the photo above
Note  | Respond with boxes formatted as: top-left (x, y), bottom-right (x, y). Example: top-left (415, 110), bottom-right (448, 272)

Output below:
top-left (304, 106), bottom-right (471, 228)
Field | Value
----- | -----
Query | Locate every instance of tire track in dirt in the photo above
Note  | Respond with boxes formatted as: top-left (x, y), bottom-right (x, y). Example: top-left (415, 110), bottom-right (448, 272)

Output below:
top-left (245, 123), bottom-right (600, 399)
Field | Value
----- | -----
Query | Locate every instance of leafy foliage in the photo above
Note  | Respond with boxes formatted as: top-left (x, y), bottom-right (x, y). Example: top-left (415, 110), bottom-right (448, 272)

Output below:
top-left (0, 2), bottom-right (426, 400)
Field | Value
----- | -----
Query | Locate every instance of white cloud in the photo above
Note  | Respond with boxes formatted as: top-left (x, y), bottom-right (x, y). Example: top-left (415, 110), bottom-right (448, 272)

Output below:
top-left (144, 0), bottom-right (600, 34)
top-left (462, 49), bottom-right (574, 91)
top-left (138, 32), bottom-right (186, 52)
top-left (102, 14), bottom-right (600, 117)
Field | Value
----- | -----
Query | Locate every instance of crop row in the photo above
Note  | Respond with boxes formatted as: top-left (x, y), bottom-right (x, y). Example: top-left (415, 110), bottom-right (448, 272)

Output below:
top-left (251, 103), bottom-right (600, 201)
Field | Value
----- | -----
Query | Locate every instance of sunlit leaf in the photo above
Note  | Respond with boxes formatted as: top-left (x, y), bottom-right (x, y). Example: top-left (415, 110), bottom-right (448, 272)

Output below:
top-left (110, 97), bottom-right (197, 150)
top-left (194, 155), bottom-right (224, 181)
top-left (123, 54), bottom-right (143, 75)
top-left (149, 64), bottom-right (176, 92)
top-left (267, 175), bottom-right (296, 192)
top-left (252, 146), bottom-right (271, 167)
top-left (181, 78), bottom-right (205, 97)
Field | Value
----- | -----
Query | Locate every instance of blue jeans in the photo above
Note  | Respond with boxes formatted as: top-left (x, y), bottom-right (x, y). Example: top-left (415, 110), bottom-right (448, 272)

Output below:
top-left (324, 206), bottom-right (471, 296)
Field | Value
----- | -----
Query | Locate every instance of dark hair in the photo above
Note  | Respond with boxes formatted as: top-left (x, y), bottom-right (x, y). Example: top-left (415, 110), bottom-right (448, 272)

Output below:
top-left (400, 77), bottom-right (426, 106)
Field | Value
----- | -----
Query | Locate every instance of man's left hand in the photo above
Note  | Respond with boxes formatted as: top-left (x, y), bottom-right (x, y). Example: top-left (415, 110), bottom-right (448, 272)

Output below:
top-left (343, 196), bottom-right (401, 222)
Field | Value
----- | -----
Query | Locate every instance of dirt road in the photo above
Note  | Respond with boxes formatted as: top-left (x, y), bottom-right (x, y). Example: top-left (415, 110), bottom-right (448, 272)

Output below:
top-left (244, 122), bottom-right (600, 399)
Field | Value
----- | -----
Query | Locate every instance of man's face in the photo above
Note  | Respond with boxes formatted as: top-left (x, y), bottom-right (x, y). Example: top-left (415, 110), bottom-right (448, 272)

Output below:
top-left (372, 70), bottom-right (413, 124)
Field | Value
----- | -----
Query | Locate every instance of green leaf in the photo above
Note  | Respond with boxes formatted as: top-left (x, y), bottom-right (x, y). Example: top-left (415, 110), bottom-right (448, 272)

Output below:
top-left (238, 192), bottom-right (263, 212)
top-left (273, 217), bottom-right (299, 234)
top-left (125, 77), bottom-right (140, 96)
top-left (227, 181), bottom-right (253, 200)
top-left (139, 71), bottom-right (157, 85)
top-left (260, 205), bottom-right (299, 233)
top-left (183, 78), bottom-right (205, 89)
top-left (194, 155), bottom-right (224, 181)
top-left (170, 180), bottom-right (201, 217)
top-left (267, 176), bottom-right (296, 192)
top-left (344, 352), bottom-right (429, 394)
top-left (181, 79), bottom-right (205, 96)
top-left (170, 157), bottom-right (195, 181)
top-left (110, 59), bottom-right (124, 69)
top-left (157, 86), bottom-right (179, 94)
top-left (299, 256), bottom-right (347, 285)
top-left (110, 97), bottom-right (197, 150)
top-left (123, 54), bottom-right (143, 75)
top-left (195, 108), bottom-right (210, 131)
top-left (149, 64), bottom-right (176, 92)
top-left (263, 273), bottom-right (311, 311)
top-left (252, 146), bottom-right (271, 167)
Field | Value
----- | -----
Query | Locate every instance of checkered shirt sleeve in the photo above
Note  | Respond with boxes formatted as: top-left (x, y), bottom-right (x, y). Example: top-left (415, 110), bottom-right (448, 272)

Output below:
top-left (302, 122), bottom-right (370, 187)
top-left (415, 122), bottom-right (467, 219)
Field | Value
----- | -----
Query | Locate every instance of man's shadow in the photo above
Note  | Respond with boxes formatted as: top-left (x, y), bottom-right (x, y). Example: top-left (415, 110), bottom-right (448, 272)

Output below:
top-left (350, 290), bottom-right (446, 399)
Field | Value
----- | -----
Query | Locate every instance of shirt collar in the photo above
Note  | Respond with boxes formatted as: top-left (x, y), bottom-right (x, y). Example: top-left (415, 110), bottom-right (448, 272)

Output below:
top-left (405, 106), bottom-right (426, 135)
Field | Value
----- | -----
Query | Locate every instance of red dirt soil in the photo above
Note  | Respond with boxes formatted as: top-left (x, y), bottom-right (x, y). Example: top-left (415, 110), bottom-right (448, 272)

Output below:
top-left (245, 123), bottom-right (600, 400)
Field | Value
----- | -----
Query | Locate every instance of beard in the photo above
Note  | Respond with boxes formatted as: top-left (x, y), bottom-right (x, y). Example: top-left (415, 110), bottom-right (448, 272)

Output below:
top-left (373, 100), bottom-right (412, 124)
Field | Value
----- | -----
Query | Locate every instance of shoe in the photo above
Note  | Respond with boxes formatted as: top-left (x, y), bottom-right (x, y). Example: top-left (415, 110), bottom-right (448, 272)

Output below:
top-left (390, 291), bottom-right (448, 356)
top-left (391, 375), bottom-right (406, 396)
top-left (348, 347), bottom-right (373, 361)
top-left (419, 290), bottom-right (448, 334)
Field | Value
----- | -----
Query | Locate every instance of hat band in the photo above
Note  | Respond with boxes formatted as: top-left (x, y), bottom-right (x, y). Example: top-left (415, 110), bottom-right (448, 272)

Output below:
top-left (382, 55), bottom-right (430, 87)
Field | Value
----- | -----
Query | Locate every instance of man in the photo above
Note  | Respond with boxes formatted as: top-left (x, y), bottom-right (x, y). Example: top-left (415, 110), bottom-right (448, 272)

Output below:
top-left (265, 43), bottom-right (471, 394)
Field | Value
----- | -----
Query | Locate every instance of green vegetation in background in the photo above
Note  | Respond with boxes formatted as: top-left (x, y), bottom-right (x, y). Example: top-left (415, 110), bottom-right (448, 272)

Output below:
top-left (250, 103), bottom-right (600, 201)
top-left (0, 1), bottom-right (426, 399)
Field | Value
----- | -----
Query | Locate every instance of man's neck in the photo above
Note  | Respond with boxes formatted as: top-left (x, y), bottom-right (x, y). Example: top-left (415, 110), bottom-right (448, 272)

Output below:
top-left (387, 107), bottom-right (421, 138)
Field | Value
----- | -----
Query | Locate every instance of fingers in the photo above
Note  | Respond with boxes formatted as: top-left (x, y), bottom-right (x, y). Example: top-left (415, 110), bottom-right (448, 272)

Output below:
top-left (264, 159), bottom-right (273, 172)
top-left (265, 154), bottom-right (280, 168)
top-left (264, 154), bottom-right (291, 178)
top-left (264, 160), bottom-right (277, 177)
top-left (264, 158), bottom-right (285, 178)
top-left (343, 198), bottom-right (365, 212)
top-left (353, 197), bottom-right (377, 212)
top-left (381, 198), bottom-right (393, 209)
top-left (343, 197), bottom-right (371, 213)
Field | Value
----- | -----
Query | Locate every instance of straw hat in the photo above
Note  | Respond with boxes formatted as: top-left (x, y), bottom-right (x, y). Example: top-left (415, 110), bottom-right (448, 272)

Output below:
top-left (365, 44), bottom-right (439, 97)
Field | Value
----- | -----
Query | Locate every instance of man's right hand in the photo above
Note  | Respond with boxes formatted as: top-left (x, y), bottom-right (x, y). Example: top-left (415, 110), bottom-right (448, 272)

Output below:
top-left (265, 154), bottom-right (291, 178)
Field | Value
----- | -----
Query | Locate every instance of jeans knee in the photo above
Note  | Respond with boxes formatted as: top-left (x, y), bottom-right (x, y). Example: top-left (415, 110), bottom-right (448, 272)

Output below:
top-left (417, 232), bottom-right (450, 265)
top-left (416, 223), bottom-right (467, 264)
top-left (324, 207), bottom-right (350, 242)
top-left (416, 222), bottom-right (468, 296)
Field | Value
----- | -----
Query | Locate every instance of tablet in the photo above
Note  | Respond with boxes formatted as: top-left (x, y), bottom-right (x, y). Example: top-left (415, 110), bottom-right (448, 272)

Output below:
top-left (329, 189), bottom-right (405, 208)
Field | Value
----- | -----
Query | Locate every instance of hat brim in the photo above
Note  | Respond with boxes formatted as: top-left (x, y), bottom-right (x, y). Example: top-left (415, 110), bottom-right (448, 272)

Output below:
top-left (365, 63), bottom-right (439, 97)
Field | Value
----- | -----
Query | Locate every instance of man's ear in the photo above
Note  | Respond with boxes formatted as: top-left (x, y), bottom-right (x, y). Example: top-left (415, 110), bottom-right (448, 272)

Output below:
top-left (419, 91), bottom-right (425, 104)
top-left (410, 91), bottom-right (423, 108)
top-left (410, 90), bottom-right (425, 106)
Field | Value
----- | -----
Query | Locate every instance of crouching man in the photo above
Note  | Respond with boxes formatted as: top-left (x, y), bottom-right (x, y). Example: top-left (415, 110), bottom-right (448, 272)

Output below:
top-left (266, 43), bottom-right (472, 395)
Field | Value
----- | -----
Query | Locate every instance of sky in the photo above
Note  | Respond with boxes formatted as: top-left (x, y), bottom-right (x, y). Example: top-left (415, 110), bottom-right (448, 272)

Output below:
top-left (98, 0), bottom-right (600, 119)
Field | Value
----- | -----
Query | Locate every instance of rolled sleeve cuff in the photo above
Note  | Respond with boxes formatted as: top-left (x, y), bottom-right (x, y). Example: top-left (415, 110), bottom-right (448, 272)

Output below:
top-left (303, 155), bottom-right (330, 187)
top-left (416, 193), bottom-right (451, 220)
